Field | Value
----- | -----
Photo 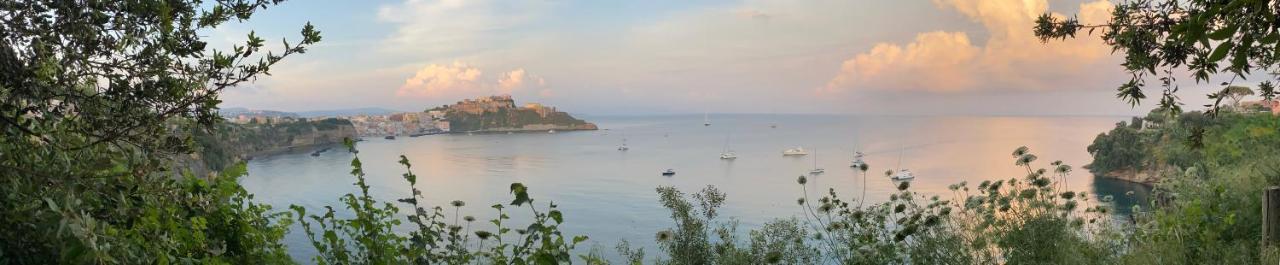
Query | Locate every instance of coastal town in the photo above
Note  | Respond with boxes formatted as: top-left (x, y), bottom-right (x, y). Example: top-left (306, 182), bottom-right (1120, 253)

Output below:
top-left (223, 95), bottom-right (596, 138)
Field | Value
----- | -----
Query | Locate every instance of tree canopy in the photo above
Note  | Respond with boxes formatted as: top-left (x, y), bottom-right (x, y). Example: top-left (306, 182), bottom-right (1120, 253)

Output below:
top-left (1035, 0), bottom-right (1280, 115)
top-left (1, 0), bottom-right (320, 262)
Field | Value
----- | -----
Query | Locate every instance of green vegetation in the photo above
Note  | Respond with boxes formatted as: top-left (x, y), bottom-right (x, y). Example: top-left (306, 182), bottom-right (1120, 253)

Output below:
top-left (195, 118), bottom-right (355, 171)
top-left (1035, 0), bottom-right (1280, 116)
top-left (1084, 109), bottom-right (1280, 264)
top-left (290, 139), bottom-right (587, 264)
top-left (1, 0), bottom-right (320, 263)
top-left (7, 0), bottom-right (1280, 264)
top-left (445, 107), bottom-right (592, 132)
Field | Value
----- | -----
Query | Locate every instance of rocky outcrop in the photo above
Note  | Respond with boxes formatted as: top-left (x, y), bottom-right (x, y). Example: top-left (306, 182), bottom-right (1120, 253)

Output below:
top-left (191, 118), bottom-right (357, 173)
top-left (1098, 165), bottom-right (1180, 186)
top-left (440, 95), bottom-right (597, 133)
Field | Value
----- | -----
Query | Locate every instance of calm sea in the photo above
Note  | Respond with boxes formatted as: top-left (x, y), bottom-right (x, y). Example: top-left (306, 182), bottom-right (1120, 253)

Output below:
top-left (239, 114), bottom-right (1150, 261)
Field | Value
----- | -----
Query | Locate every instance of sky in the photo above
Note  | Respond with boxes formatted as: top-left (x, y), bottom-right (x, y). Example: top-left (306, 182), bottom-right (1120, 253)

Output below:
top-left (212, 0), bottom-right (1264, 116)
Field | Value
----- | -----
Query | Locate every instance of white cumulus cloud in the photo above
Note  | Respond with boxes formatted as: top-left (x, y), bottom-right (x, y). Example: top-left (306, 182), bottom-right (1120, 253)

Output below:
top-left (823, 0), bottom-right (1117, 93)
top-left (397, 62), bottom-right (546, 98)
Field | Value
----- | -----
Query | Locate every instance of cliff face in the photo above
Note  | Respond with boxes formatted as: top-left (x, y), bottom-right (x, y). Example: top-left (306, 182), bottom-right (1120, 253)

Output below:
top-left (440, 95), bottom-right (597, 132)
top-left (191, 118), bottom-right (356, 173)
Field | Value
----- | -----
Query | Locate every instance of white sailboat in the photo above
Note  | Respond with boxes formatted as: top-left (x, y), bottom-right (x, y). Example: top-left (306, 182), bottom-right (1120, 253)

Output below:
top-left (850, 151), bottom-right (866, 168)
top-left (783, 146), bottom-right (808, 156)
top-left (719, 134), bottom-right (737, 160)
top-left (850, 140), bottom-right (866, 168)
top-left (617, 138), bottom-right (629, 151)
top-left (809, 148), bottom-right (825, 174)
top-left (703, 113), bottom-right (711, 126)
top-left (890, 143), bottom-right (915, 181)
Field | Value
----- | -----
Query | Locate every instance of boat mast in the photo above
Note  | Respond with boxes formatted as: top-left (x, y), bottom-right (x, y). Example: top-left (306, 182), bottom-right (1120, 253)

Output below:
top-left (896, 142), bottom-right (904, 171)
top-left (813, 148), bottom-right (819, 169)
top-left (723, 134), bottom-right (731, 152)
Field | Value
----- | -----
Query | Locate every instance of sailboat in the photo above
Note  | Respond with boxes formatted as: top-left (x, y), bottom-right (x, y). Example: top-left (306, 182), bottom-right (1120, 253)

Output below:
top-left (850, 151), bottom-right (866, 168)
top-left (890, 143), bottom-right (915, 181)
top-left (703, 113), bottom-right (711, 126)
top-left (809, 148), bottom-right (825, 174)
top-left (719, 135), bottom-right (737, 160)
top-left (850, 141), bottom-right (866, 168)
top-left (618, 138), bottom-right (629, 151)
top-left (769, 110), bottom-right (778, 128)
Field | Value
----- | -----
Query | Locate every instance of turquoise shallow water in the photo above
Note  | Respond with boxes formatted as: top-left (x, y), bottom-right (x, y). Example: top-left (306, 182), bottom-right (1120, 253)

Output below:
top-left (239, 114), bottom-right (1148, 262)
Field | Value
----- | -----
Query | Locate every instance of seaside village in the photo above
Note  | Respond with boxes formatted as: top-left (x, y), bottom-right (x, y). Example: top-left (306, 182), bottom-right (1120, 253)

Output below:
top-left (224, 95), bottom-right (566, 137)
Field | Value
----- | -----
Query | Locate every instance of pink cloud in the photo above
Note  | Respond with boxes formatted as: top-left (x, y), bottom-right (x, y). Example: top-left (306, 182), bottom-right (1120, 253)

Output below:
top-left (823, 0), bottom-right (1116, 93)
top-left (397, 62), bottom-right (545, 98)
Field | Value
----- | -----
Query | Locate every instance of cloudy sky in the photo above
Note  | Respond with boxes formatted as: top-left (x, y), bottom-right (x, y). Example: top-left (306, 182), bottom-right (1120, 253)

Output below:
top-left (213, 0), bottom-right (1249, 116)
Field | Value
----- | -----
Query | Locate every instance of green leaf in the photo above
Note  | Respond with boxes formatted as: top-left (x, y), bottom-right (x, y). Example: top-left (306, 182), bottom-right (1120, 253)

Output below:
top-left (1208, 41), bottom-right (1234, 62)
top-left (573, 235), bottom-right (589, 244)
top-left (1260, 33), bottom-right (1279, 44)
top-left (1207, 24), bottom-right (1237, 40)
top-left (43, 197), bottom-right (59, 212)
top-left (510, 183), bottom-right (531, 206)
top-left (549, 210), bottom-right (563, 223)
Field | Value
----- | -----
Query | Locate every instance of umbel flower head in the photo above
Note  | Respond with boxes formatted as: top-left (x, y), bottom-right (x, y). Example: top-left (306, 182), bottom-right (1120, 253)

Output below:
top-left (1016, 154), bottom-right (1038, 166)
top-left (451, 200), bottom-right (465, 207)
top-left (463, 216), bottom-right (476, 222)
top-left (1012, 146), bottom-right (1030, 157)
top-left (655, 230), bottom-right (674, 242)
top-left (797, 175), bottom-right (807, 185)
top-left (474, 230), bottom-right (493, 240)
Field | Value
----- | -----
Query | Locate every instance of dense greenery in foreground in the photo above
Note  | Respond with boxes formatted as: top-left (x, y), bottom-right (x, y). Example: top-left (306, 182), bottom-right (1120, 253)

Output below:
top-left (5, 0), bottom-right (1280, 264)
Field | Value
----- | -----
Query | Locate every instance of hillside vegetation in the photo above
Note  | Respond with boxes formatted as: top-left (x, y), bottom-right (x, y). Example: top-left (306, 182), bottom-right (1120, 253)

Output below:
top-left (192, 118), bottom-right (356, 172)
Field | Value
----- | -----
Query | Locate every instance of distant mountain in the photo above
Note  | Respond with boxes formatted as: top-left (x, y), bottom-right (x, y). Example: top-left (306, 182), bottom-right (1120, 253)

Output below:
top-left (296, 107), bottom-right (402, 118)
top-left (219, 107), bottom-right (299, 118)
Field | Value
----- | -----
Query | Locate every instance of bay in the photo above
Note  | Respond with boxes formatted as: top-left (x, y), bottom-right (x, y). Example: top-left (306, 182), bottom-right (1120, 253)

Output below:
top-left (240, 114), bottom-right (1150, 261)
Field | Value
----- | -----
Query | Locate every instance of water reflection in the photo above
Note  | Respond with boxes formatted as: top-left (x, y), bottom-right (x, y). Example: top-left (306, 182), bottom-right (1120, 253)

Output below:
top-left (1090, 175), bottom-right (1154, 217)
top-left (240, 114), bottom-right (1135, 261)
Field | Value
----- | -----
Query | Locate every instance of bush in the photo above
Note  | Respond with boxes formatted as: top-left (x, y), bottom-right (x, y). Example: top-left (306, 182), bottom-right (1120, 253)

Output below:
top-left (292, 139), bottom-right (588, 264)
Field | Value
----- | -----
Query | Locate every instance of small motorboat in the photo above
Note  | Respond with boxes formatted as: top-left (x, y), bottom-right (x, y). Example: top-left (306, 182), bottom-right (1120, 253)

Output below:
top-left (782, 147), bottom-right (808, 156)
top-left (310, 147), bottom-right (330, 157)
top-left (661, 169), bottom-right (676, 176)
top-left (891, 169), bottom-right (916, 181)
top-left (548, 129), bottom-right (556, 133)
top-left (384, 135), bottom-right (396, 140)
top-left (720, 152), bottom-right (737, 160)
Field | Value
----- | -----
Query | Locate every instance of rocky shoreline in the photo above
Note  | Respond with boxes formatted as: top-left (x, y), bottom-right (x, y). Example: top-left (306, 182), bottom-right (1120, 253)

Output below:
top-left (1096, 165), bottom-right (1180, 186)
top-left (462, 123), bottom-right (599, 133)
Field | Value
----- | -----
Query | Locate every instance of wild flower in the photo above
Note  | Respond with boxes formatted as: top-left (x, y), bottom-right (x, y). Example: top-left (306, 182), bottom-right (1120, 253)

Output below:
top-left (655, 230), bottom-right (673, 242)
top-left (474, 230), bottom-right (493, 240)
